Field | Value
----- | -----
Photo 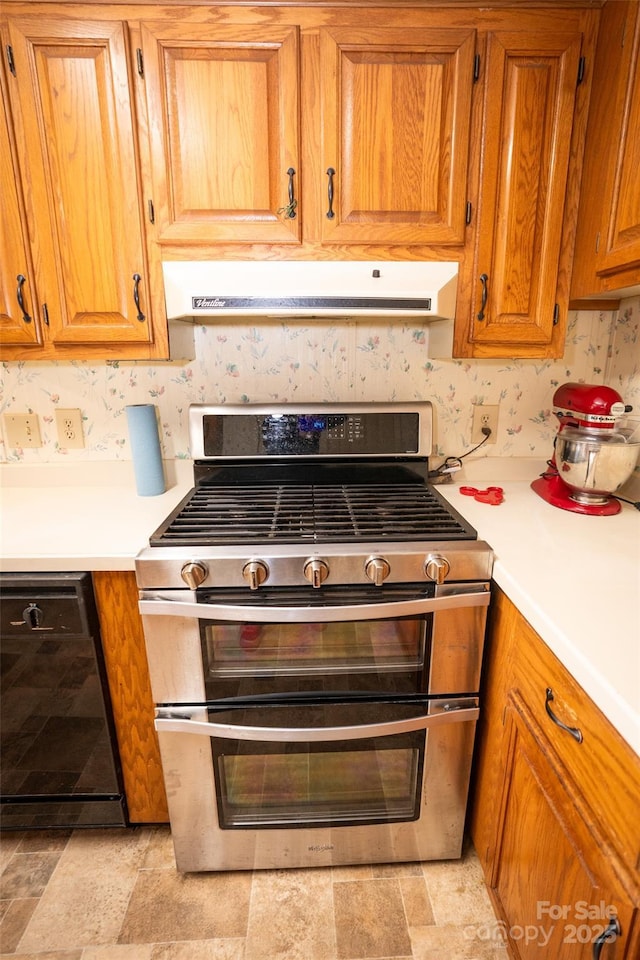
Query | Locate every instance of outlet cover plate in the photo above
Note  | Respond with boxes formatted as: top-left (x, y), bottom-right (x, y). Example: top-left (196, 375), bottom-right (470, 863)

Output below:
top-left (471, 404), bottom-right (499, 444)
top-left (55, 408), bottom-right (85, 448)
top-left (3, 413), bottom-right (42, 448)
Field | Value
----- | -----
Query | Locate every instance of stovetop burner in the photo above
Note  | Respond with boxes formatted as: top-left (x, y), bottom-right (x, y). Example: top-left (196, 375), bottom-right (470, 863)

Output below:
top-left (149, 481), bottom-right (476, 546)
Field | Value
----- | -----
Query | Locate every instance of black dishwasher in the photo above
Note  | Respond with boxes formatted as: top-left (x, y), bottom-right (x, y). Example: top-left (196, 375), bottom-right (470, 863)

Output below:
top-left (0, 572), bottom-right (127, 829)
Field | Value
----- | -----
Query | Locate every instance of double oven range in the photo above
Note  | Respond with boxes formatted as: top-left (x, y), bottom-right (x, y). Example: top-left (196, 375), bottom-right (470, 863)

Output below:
top-left (135, 403), bottom-right (493, 873)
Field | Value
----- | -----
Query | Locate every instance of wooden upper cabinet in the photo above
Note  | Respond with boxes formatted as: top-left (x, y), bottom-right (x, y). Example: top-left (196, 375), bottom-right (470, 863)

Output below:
top-left (5, 17), bottom-right (152, 347)
top-left (0, 72), bottom-right (41, 347)
top-left (470, 31), bottom-right (583, 351)
top-left (140, 22), bottom-right (301, 245)
top-left (571, 0), bottom-right (640, 298)
top-left (319, 27), bottom-right (475, 245)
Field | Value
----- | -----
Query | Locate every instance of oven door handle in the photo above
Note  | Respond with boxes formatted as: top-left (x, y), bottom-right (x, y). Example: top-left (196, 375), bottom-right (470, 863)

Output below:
top-left (139, 590), bottom-right (490, 623)
top-left (154, 701), bottom-right (479, 742)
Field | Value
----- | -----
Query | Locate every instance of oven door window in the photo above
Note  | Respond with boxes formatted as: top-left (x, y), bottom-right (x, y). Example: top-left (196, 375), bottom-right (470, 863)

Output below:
top-left (210, 701), bottom-right (424, 829)
top-left (199, 586), bottom-right (430, 696)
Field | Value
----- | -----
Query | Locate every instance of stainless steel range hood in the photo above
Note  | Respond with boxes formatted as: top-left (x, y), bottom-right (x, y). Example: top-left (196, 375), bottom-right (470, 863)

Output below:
top-left (162, 261), bottom-right (458, 321)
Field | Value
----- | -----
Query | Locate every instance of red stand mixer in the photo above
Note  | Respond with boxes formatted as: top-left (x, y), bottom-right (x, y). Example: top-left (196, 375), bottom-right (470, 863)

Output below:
top-left (532, 382), bottom-right (637, 516)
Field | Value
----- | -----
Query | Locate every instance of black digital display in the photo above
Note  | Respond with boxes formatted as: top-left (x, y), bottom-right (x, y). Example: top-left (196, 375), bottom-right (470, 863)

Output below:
top-left (202, 412), bottom-right (419, 457)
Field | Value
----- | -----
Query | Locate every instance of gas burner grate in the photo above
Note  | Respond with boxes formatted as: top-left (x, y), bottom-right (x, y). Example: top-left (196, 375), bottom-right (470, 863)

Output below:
top-left (150, 483), bottom-right (476, 545)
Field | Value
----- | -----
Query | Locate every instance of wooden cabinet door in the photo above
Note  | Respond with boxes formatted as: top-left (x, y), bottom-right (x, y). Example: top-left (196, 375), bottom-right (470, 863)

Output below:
top-left (141, 22), bottom-right (300, 245)
top-left (595, 3), bottom-right (640, 278)
top-left (319, 26), bottom-right (475, 245)
top-left (471, 31), bottom-right (582, 348)
top-left (0, 70), bottom-right (41, 347)
top-left (6, 17), bottom-right (152, 346)
top-left (494, 696), bottom-right (637, 959)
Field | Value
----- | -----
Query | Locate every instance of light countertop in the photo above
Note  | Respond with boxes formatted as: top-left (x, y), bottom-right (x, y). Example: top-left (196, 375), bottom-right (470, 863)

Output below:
top-left (1, 457), bottom-right (638, 754)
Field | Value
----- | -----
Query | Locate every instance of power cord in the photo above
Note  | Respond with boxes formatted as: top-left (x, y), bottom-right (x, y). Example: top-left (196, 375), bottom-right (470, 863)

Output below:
top-left (428, 427), bottom-right (492, 482)
top-left (612, 495), bottom-right (640, 511)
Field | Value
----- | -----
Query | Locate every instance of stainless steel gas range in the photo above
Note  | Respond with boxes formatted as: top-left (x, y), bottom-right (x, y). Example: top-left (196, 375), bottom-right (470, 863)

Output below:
top-left (135, 402), bottom-right (493, 873)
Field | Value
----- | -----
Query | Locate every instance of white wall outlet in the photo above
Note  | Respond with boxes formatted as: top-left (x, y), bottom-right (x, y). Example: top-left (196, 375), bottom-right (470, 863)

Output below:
top-left (471, 404), bottom-right (499, 444)
top-left (3, 413), bottom-right (43, 448)
top-left (55, 408), bottom-right (85, 448)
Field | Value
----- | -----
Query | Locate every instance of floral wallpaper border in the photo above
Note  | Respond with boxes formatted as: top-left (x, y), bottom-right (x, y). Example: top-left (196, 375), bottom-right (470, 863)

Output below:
top-left (1, 297), bottom-right (638, 468)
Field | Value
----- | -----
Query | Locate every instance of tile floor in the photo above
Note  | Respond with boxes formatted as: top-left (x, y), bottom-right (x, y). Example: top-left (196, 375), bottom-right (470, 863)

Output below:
top-left (0, 827), bottom-right (508, 960)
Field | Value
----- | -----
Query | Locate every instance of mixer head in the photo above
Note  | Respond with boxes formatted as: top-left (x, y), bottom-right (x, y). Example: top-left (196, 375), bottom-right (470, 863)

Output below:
top-left (552, 382), bottom-right (629, 432)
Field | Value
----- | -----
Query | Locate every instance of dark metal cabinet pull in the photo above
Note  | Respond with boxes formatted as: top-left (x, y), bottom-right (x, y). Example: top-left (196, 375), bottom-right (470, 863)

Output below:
top-left (477, 273), bottom-right (488, 320)
top-left (286, 167), bottom-right (296, 218)
top-left (132, 273), bottom-right (145, 322)
top-left (326, 167), bottom-right (336, 219)
top-left (592, 916), bottom-right (621, 958)
top-left (545, 688), bottom-right (583, 743)
top-left (16, 274), bottom-right (32, 323)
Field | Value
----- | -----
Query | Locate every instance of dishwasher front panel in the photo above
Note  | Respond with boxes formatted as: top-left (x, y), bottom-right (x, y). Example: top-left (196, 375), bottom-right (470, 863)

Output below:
top-left (0, 572), bottom-right (127, 829)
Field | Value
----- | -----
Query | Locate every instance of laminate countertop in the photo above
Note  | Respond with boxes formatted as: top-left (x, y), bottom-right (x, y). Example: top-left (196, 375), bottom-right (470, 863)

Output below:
top-left (1, 457), bottom-right (638, 754)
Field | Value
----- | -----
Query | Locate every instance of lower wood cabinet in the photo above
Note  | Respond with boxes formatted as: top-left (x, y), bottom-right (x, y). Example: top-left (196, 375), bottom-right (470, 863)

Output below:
top-left (471, 587), bottom-right (640, 959)
top-left (92, 570), bottom-right (168, 824)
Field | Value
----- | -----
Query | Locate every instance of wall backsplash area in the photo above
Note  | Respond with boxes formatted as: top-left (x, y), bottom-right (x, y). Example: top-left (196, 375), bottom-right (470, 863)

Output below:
top-left (1, 296), bottom-right (638, 467)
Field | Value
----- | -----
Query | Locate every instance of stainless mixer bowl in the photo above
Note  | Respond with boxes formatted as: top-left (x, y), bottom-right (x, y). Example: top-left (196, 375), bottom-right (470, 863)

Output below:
top-left (556, 428), bottom-right (640, 504)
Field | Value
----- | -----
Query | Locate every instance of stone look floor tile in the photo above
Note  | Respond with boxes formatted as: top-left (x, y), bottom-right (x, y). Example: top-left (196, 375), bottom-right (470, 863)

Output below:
top-left (333, 878), bottom-right (413, 959)
top-left (82, 946), bottom-right (154, 960)
top-left (118, 870), bottom-right (251, 944)
top-left (422, 845), bottom-right (497, 928)
top-left (0, 897), bottom-right (38, 953)
top-left (245, 868), bottom-right (336, 960)
top-left (0, 952), bottom-right (83, 960)
top-left (150, 940), bottom-right (246, 960)
top-left (16, 829), bottom-right (153, 954)
top-left (0, 851), bottom-right (61, 899)
top-left (409, 924), bottom-right (509, 959)
top-left (399, 877), bottom-right (435, 926)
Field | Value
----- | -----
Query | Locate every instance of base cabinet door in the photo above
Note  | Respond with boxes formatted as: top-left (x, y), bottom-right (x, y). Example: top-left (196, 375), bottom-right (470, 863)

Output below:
top-left (493, 697), bottom-right (637, 959)
top-left (3, 17), bottom-right (156, 355)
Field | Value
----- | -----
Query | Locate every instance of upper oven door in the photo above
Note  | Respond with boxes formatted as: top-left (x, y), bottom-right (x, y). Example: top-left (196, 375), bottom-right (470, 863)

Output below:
top-left (139, 583), bottom-right (490, 702)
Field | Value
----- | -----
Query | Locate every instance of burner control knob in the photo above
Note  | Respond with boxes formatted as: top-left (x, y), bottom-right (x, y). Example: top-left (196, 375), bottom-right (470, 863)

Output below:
top-left (365, 557), bottom-right (391, 587)
top-left (180, 561), bottom-right (208, 589)
top-left (242, 560), bottom-right (269, 591)
top-left (425, 555), bottom-right (451, 584)
top-left (303, 558), bottom-right (329, 588)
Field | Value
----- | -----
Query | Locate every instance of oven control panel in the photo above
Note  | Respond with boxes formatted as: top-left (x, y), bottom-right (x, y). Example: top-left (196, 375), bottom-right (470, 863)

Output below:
top-left (194, 404), bottom-right (432, 459)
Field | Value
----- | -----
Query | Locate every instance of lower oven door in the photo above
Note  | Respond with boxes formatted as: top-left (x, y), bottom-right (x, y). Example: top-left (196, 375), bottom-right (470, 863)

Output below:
top-left (155, 695), bottom-right (478, 872)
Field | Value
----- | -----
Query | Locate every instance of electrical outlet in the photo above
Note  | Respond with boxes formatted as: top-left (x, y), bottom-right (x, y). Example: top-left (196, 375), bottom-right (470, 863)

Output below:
top-left (471, 404), bottom-right (499, 444)
top-left (55, 408), bottom-right (85, 449)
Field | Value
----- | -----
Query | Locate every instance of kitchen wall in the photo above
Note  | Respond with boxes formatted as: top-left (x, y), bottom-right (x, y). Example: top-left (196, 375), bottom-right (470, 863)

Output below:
top-left (1, 296), bottom-right (638, 465)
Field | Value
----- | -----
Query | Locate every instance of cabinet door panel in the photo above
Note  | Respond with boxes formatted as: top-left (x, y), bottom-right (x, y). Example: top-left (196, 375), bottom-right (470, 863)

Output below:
top-left (7, 18), bottom-right (151, 345)
top-left (472, 32), bottom-right (582, 346)
top-left (598, 7), bottom-right (640, 275)
top-left (0, 75), bottom-right (41, 346)
top-left (495, 699), bottom-right (636, 960)
top-left (141, 23), bottom-right (300, 244)
top-left (320, 27), bottom-right (475, 244)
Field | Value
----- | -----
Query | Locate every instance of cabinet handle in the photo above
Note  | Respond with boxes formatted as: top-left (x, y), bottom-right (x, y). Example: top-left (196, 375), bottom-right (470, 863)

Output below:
top-left (326, 167), bottom-right (336, 219)
top-left (592, 916), bottom-right (621, 958)
top-left (477, 273), bottom-right (488, 320)
top-left (16, 274), bottom-right (32, 323)
top-left (545, 688), bottom-right (583, 743)
top-left (277, 168), bottom-right (297, 219)
top-left (132, 273), bottom-right (145, 322)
